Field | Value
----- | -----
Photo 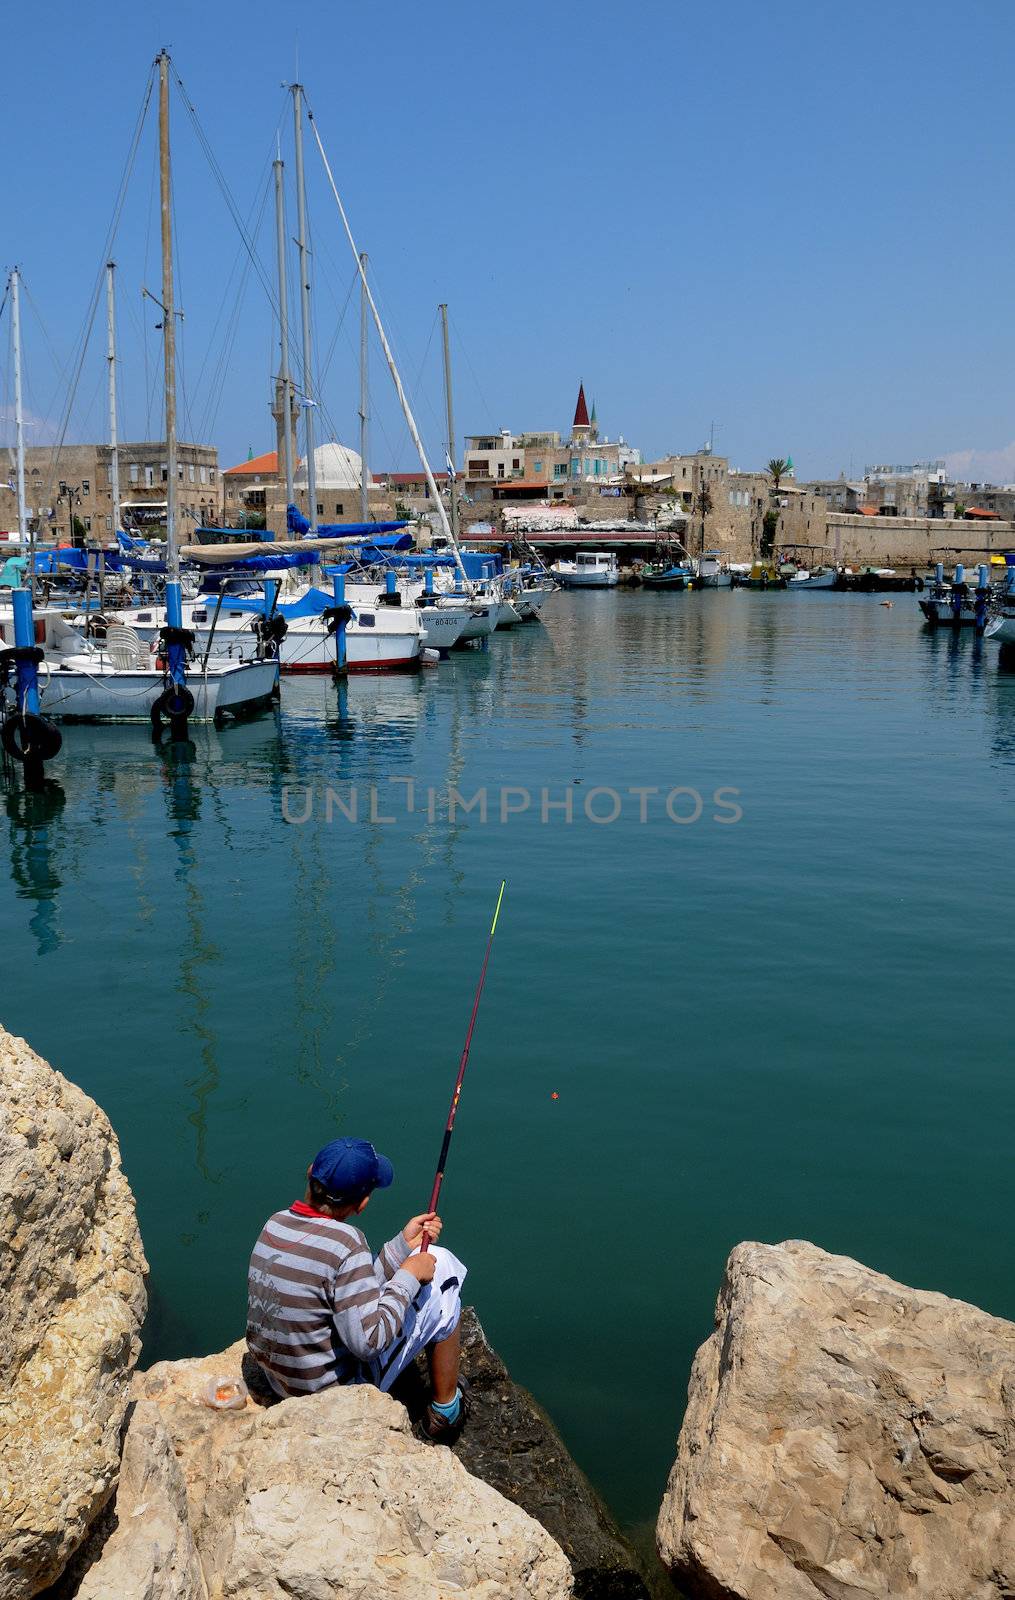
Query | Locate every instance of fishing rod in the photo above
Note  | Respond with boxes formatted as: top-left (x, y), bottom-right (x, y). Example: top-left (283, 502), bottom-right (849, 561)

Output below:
top-left (421, 879), bottom-right (506, 1250)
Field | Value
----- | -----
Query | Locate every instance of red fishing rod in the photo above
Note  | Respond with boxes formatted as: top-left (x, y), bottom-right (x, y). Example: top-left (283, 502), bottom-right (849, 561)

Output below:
top-left (421, 880), bottom-right (506, 1250)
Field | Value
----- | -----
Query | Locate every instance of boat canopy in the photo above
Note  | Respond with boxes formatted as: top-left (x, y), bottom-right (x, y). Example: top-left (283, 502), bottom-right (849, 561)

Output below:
top-left (286, 503), bottom-right (408, 539)
top-left (191, 549), bottom-right (319, 572)
top-left (224, 585), bottom-right (335, 619)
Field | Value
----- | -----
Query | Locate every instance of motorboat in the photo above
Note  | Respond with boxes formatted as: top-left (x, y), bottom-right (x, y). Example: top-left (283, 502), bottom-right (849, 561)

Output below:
top-left (551, 551), bottom-right (619, 589)
top-left (695, 552), bottom-right (733, 589)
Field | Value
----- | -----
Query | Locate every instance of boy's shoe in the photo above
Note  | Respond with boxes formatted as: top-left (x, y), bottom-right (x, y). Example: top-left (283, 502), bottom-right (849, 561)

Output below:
top-left (415, 1382), bottom-right (471, 1446)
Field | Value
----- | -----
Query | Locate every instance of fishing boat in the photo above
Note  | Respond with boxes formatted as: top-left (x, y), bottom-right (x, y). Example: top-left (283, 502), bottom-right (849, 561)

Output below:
top-left (641, 560), bottom-right (693, 590)
top-left (785, 566), bottom-right (837, 589)
top-left (551, 551), bottom-right (619, 588)
top-left (695, 551), bottom-right (732, 589)
top-left (778, 545), bottom-right (838, 589)
top-left (918, 563), bottom-right (994, 627)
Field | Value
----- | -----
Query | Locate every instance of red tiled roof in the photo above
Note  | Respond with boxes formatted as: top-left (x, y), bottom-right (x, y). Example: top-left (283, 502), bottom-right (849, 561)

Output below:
top-left (224, 450), bottom-right (278, 477)
top-left (492, 478), bottom-right (550, 493)
top-left (964, 506), bottom-right (999, 519)
top-left (572, 383), bottom-right (589, 429)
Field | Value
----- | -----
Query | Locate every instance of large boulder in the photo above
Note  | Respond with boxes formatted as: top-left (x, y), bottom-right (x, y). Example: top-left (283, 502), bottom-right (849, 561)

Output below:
top-left (74, 1341), bottom-right (573, 1598)
top-left (657, 1239), bottom-right (1015, 1600)
top-left (0, 1025), bottom-right (148, 1597)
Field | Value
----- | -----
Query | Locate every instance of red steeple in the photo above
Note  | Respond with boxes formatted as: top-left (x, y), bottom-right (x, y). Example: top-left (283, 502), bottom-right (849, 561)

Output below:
top-left (572, 382), bottom-right (590, 430)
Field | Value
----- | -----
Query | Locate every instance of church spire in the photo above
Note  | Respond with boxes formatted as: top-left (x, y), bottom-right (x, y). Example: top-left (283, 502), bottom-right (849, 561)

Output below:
top-left (572, 382), bottom-right (590, 432)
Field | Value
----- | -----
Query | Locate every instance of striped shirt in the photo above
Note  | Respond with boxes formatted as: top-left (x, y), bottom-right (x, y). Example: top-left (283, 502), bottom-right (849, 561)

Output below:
top-left (246, 1203), bottom-right (417, 1395)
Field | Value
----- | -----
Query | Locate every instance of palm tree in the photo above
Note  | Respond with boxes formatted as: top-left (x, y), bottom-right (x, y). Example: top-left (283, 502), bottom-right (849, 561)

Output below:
top-left (767, 458), bottom-right (788, 494)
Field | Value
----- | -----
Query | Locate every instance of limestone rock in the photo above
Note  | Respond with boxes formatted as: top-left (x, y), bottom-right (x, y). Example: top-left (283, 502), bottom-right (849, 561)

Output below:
top-left (0, 1024), bottom-right (148, 1598)
top-left (657, 1239), bottom-right (1015, 1600)
top-left (394, 1308), bottom-right (656, 1598)
top-left (80, 1340), bottom-right (573, 1598)
top-left (72, 1402), bottom-right (203, 1600)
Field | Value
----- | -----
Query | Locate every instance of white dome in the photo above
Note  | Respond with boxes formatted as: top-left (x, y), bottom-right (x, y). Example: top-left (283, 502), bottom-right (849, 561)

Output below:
top-left (295, 440), bottom-right (363, 491)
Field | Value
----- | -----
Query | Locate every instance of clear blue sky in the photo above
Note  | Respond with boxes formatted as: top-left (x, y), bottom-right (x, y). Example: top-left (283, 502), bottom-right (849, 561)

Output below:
top-left (4, 0), bottom-right (1015, 482)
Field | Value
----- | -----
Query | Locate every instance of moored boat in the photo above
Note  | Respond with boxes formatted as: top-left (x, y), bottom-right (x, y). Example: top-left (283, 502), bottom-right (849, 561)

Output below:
top-left (551, 551), bottom-right (619, 588)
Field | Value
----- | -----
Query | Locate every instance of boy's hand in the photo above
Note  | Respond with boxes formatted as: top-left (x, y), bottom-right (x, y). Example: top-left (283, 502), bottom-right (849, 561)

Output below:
top-left (402, 1212), bottom-right (442, 1249)
top-left (400, 1250), bottom-right (437, 1283)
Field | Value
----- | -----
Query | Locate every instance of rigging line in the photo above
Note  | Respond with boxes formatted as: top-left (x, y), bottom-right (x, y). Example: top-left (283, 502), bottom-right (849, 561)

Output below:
top-left (316, 262), bottom-right (360, 397)
top-left (450, 312), bottom-right (497, 435)
top-left (201, 167), bottom-right (274, 443)
top-left (170, 64), bottom-right (284, 323)
top-left (45, 65), bottom-right (155, 479)
top-left (193, 161), bottom-right (273, 442)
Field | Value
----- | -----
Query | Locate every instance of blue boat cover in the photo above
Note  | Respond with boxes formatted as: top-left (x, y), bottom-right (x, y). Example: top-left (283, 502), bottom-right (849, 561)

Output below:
top-left (191, 550), bottom-right (318, 572)
top-left (225, 585), bottom-right (335, 620)
top-left (286, 502), bottom-right (408, 539)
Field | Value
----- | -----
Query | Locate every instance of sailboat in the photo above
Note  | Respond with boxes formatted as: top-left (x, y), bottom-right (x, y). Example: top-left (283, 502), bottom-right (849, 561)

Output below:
top-left (36, 53), bottom-right (278, 722)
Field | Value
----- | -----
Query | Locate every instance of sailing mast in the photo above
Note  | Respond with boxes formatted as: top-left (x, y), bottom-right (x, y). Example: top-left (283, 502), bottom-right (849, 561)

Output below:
top-left (106, 262), bottom-right (121, 536)
top-left (291, 85), bottom-right (317, 534)
top-left (9, 267), bottom-right (30, 595)
top-left (307, 111), bottom-right (472, 590)
top-left (272, 153), bottom-right (295, 509)
top-left (359, 252), bottom-right (369, 523)
top-left (439, 303), bottom-right (459, 546)
top-left (156, 48), bottom-right (189, 726)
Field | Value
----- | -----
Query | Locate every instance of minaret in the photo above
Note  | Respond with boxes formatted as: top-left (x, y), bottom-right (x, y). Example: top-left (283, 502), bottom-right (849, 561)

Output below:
top-left (571, 381), bottom-right (591, 443)
top-left (589, 398), bottom-right (599, 442)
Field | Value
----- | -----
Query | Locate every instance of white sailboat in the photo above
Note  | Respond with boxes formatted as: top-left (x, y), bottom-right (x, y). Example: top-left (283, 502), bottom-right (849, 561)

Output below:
top-left (37, 52), bottom-right (277, 724)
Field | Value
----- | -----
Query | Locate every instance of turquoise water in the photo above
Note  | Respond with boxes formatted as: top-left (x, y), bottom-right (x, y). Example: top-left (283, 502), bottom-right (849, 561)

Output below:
top-left (3, 590), bottom-right (1014, 1535)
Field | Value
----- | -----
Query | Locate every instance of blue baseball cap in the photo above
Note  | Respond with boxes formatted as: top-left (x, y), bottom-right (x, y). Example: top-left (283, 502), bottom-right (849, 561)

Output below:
top-left (310, 1138), bottom-right (394, 1200)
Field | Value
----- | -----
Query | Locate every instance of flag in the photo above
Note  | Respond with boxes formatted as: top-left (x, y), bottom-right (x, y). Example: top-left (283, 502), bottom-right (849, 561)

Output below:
top-left (446, 451), bottom-right (456, 482)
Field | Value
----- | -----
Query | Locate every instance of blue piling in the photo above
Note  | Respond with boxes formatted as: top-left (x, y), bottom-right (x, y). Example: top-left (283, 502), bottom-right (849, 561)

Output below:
top-left (424, 568), bottom-right (434, 596)
top-left (333, 573), bottom-right (347, 675)
top-left (975, 564), bottom-right (990, 634)
top-left (385, 570), bottom-right (397, 597)
top-left (11, 589), bottom-right (40, 716)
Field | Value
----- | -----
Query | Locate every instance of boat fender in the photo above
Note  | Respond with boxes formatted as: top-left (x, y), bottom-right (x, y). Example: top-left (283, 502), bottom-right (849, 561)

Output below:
top-left (0, 645), bottom-right (45, 669)
top-left (1, 711), bottom-right (62, 765)
top-left (151, 684), bottom-right (196, 727)
top-left (323, 604), bottom-right (353, 636)
top-left (253, 613), bottom-right (288, 646)
top-left (158, 625), bottom-right (196, 653)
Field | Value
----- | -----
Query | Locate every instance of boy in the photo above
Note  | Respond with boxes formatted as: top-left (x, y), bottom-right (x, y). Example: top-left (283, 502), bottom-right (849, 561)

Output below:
top-left (247, 1136), bottom-right (468, 1441)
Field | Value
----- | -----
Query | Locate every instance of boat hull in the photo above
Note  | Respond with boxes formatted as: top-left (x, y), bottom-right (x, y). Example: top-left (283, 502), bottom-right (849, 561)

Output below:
top-left (38, 657), bottom-right (278, 722)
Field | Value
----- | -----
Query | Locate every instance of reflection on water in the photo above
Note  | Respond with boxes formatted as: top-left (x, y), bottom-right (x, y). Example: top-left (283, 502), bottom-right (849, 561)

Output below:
top-left (2, 591), bottom-right (1015, 1532)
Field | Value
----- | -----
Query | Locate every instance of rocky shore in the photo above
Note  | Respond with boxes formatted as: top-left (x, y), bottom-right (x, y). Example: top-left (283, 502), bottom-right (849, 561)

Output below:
top-left (3, 1021), bottom-right (1014, 1600)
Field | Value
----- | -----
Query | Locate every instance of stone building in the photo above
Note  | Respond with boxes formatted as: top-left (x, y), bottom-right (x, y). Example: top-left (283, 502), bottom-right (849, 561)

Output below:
top-left (1, 440), bottom-right (220, 542)
top-left (628, 452), bottom-right (769, 558)
top-left (462, 385), bottom-right (641, 497)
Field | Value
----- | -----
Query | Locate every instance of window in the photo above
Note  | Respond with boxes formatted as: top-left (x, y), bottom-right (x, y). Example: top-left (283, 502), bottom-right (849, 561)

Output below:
top-left (178, 466), bottom-right (184, 481)
top-left (145, 466), bottom-right (154, 488)
top-left (105, 515), bottom-right (112, 532)
top-left (161, 464), bottom-right (168, 483)
top-left (497, 463), bottom-right (505, 478)
top-left (554, 463), bottom-right (567, 478)
top-left (83, 516), bottom-right (92, 531)
top-left (335, 502), bottom-right (344, 515)
top-left (468, 459), bottom-right (490, 475)
top-left (189, 465), bottom-right (195, 484)
top-left (317, 503), bottom-right (324, 516)
top-left (130, 464), bottom-right (139, 483)
top-left (533, 459), bottom-right (543, 473)
top-left (210, 470), bottom-right (217, 483)
top-left (512, 457), bottom-right (520, 469)
top-left (82, 479), bottom-right (90, 496)
top-left (200, 465), bottom-right (207, 485)
top-left (570, 457), bottom-right (579, 476)
top-left (359, 613), bottom-right (375, 627)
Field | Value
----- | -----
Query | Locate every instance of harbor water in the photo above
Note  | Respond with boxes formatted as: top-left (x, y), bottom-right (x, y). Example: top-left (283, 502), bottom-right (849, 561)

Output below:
top-left (3, 589), bottom-right (1014, 1538)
